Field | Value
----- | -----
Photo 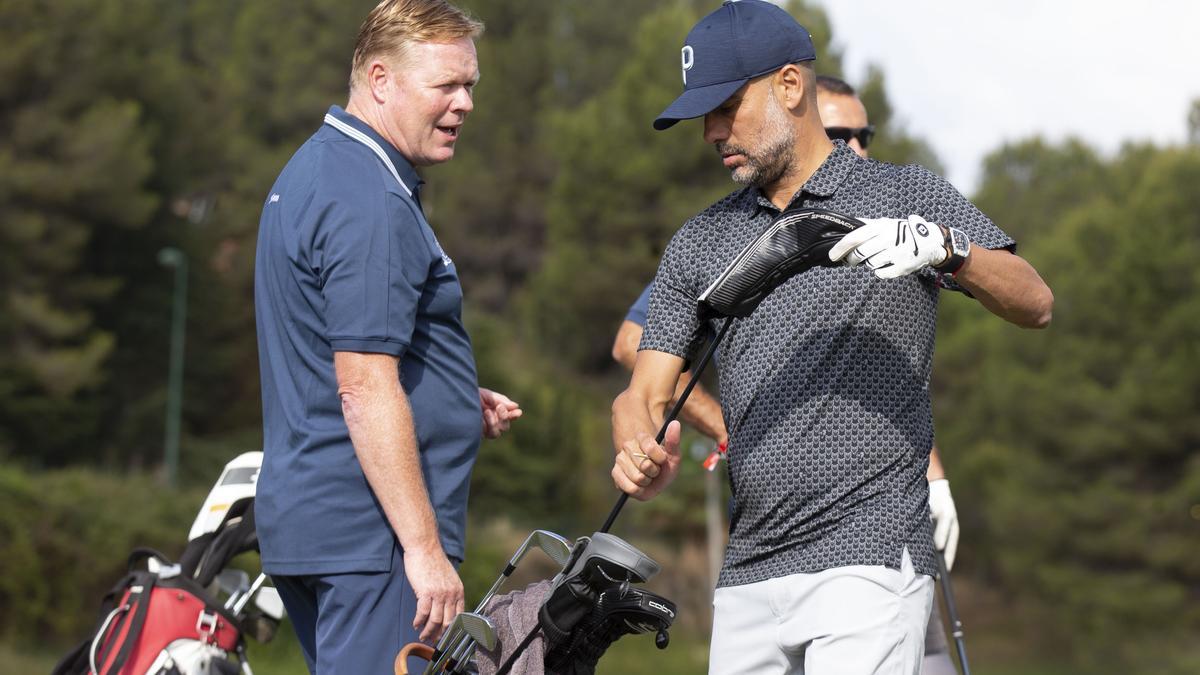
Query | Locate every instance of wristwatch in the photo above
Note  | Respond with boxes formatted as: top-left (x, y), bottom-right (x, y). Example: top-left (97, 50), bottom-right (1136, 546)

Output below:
top-left (934, 224), bottom-right (970, 275)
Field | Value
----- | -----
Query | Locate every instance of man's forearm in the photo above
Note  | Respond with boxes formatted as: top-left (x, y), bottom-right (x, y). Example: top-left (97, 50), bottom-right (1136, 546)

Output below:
top-left (337, 353), bottom-right (443, 557)
top-left (955, 246), bottom-right (1053, 328)
top-left (612, 386), bottom-right (668, 447)
top-left (671, 372), bottom-right (727, 444)
top-left (614, 320), bottom-right (727, 443)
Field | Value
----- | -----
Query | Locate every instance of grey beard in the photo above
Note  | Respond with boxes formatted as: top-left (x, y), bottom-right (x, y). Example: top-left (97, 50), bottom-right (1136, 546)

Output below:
top-left (731, 93), bottom-right (796, 187)
top-left (731, 137), bottom-right (795, 187)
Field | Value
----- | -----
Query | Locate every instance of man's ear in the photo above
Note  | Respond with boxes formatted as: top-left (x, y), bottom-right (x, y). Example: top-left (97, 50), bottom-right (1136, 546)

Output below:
top-left (774, 64), bottom-right (807, 112)
top-left (366, 59), bottom-right (392, 103)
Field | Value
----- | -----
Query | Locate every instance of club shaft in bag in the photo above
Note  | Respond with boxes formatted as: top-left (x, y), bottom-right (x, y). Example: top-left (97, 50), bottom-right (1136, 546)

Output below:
top-left (936, 551), bottom-right (971, 675)
top-left (500, 317), bottom-right (735, 675)
top-left (601, 315), bottom-right (734, 534)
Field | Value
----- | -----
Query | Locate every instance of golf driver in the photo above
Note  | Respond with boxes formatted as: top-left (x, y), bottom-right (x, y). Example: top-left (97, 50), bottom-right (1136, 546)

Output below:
top-left (601, 207), bottom-right (863, 533)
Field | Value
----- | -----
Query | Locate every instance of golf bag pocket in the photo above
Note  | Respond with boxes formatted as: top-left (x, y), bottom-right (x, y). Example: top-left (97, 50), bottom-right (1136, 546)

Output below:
top-left (543, 584), bottom-right (676, 674)
top-left (60, 566), bottom-right (242, 675)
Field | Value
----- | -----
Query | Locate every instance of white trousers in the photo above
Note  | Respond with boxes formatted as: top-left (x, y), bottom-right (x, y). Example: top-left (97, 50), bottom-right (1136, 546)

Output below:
top-left (709, 549), bottom-right (934, 675)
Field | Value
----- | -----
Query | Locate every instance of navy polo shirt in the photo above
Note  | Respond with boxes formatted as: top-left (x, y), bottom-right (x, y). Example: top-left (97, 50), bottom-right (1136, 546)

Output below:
top-left (624, 283), bottom-right (654, 326)
top-left (254, 106), bottom-right (481, 575)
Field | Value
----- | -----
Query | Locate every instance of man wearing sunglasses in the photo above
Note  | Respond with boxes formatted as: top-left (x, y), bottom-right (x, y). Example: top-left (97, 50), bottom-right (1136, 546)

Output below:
top-left (815, 75), bottom-right (874, 158)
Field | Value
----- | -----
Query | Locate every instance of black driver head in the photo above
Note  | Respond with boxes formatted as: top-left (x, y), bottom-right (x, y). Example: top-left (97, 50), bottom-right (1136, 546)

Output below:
top-left (699, 207), bottom-right (863, 318)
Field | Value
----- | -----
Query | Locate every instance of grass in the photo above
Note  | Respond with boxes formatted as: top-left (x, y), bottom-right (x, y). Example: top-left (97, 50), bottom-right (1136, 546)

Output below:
top-left (1, 632), bottom-right (1090, 675)
top-left (0, 641), bottom-right (59, 675)
top-left (0, 528), bottom-right (1093, 675)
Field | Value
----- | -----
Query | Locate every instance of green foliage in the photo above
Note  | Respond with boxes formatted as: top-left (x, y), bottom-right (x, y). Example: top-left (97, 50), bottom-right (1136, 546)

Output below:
top-left (971, 137), bottom-right (1106, 248)
top-left (3, 0), bottom-right (1197, 670)
top-left (935, 142), bottom-right (1200, 670)
top-left (518, 2), bottom-right (749, 372)
top-left (0, 464), bottom-right (206, 645)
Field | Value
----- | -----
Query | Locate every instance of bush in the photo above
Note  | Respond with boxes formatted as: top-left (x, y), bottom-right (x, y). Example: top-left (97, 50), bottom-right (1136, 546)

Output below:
top-left (0, 464), bottom-right (206, 646)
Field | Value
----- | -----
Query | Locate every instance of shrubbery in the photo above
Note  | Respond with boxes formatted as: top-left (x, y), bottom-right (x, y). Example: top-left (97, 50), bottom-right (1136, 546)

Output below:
top-left (0, 464), bottom-right (206, 646)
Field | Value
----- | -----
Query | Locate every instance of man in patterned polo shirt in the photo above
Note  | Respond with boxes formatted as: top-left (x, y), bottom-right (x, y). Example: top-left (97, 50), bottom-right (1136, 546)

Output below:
top-left (610, 2), bottom-right (1053, 673)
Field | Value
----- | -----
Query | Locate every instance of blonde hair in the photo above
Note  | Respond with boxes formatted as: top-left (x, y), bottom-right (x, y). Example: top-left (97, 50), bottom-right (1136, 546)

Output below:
top-left (350, 0), bottom-right (483, 90)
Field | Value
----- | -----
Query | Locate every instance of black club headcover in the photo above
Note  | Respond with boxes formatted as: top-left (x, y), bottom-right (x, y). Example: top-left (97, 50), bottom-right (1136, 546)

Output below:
top-left (699, 207), bottom-right (864, 318)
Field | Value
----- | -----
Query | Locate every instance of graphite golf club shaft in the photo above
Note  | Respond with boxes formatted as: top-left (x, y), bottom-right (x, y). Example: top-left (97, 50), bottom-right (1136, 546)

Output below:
top-left (601, 315), bottom-right (734, 534)
top-left (936, 550), bottom-right (971, 675)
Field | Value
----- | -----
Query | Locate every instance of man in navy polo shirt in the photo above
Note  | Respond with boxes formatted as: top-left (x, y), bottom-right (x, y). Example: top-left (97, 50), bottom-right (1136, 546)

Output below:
top-left (254, 1), bottom-right (521, 672)
top-left (611, 2), bottom-right (1053, 673)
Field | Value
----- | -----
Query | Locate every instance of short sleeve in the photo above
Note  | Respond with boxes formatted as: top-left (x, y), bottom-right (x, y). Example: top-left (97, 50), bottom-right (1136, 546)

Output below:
top-left (906, 166), bottom-right (1015, 252)
top-left (902, 166), bottom-right (1016, 294)
top-left (639, 228), bottom-right (708, 361)
top-left (625, 283), bottom-right (654, 327)
top-left (319, 193), bottom-right (429, 355)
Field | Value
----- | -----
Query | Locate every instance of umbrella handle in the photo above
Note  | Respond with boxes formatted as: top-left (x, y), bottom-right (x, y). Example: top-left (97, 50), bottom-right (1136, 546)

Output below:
top-left (394, 642), bottom-right (434, 675)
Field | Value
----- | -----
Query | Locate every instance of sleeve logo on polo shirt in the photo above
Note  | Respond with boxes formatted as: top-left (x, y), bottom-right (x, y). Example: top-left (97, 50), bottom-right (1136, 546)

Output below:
top-left (267, 193), bottom-right (280, 204)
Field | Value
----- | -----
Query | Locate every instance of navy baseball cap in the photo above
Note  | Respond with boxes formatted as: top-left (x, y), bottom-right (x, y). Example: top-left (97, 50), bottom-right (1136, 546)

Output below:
top-left (653, 0), bottom-right (816, 131)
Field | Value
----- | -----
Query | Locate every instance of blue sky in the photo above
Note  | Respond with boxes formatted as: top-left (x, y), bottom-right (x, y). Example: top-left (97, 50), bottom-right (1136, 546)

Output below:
top-left (819, 0), bottom-right (1200, 194)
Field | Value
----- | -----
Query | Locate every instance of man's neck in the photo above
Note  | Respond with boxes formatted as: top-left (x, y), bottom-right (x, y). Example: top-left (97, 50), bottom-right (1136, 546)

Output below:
top-left (345, 96), bottom-right (405, 156)
top-left (760, 133), bottom-right (835, 210)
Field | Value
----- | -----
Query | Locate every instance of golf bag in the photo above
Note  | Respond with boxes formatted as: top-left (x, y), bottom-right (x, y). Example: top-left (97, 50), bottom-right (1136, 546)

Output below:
top-left (53, 452), bottom-right (283, 675)
top-left (399, 532), bottom-right (676, 675)
top-left (52, 548), bottom-right (245, 675)
top-left (537, 533), bottom-right (675, 674)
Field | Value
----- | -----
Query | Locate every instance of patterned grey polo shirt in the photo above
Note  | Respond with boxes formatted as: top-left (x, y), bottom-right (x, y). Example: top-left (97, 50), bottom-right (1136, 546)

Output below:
top-left (641, 141), bottom-right (1014, 587)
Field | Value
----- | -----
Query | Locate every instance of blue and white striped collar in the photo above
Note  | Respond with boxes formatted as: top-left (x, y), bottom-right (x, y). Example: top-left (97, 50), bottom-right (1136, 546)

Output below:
top-left (322, 105), bottom-right (423, 197)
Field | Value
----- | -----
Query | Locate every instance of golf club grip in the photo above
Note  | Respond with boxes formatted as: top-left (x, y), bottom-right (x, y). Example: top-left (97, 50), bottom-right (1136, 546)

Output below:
top-left (936, 551), bottom-right (971, 675)
top-left (600, 316), bottom-right (734, 534)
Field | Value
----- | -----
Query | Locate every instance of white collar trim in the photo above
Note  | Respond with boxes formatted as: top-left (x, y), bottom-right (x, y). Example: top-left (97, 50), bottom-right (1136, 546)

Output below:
top-left (323, 113), bottom-right (412, 197)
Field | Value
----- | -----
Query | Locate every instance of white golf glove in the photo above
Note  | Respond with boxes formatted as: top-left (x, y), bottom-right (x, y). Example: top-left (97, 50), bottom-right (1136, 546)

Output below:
top-left (928, 478), bottom-right (959, 570)
top-left (828, 214), bottom-right (947, 279)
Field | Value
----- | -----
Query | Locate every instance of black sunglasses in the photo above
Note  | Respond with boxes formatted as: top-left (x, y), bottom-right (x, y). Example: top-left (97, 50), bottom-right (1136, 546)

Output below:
top-left (824, 125), bottom-right (875, 149)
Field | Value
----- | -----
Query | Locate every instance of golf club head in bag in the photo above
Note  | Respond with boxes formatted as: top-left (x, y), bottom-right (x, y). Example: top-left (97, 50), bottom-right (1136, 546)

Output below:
top-left (425, 612), bottom-right (498, 674)
top-left (476, 530), bottom-right (574, 615)
top-left (400, 530), bottom-right (573, 674)
top-left (699, 207), bottom-right (863, 318)
top-left (189, 451), bottom-right (263, 541)
top-left (533, 533), bottom-right (668, 672)
top-left (543, 582), bottom-right (676, 674)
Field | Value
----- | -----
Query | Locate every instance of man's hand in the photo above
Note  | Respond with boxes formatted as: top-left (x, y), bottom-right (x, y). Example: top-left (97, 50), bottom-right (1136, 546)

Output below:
top-left (928, 478), bottom-right (960, 570)
top-left (829, 214), bottom-right (947, 279)
top-left (611, 419), bottom-right (683, 501)
top-left (480, 388), bottom-right (522, 439)
top-left (404, 545), bottom-right (465, 642)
